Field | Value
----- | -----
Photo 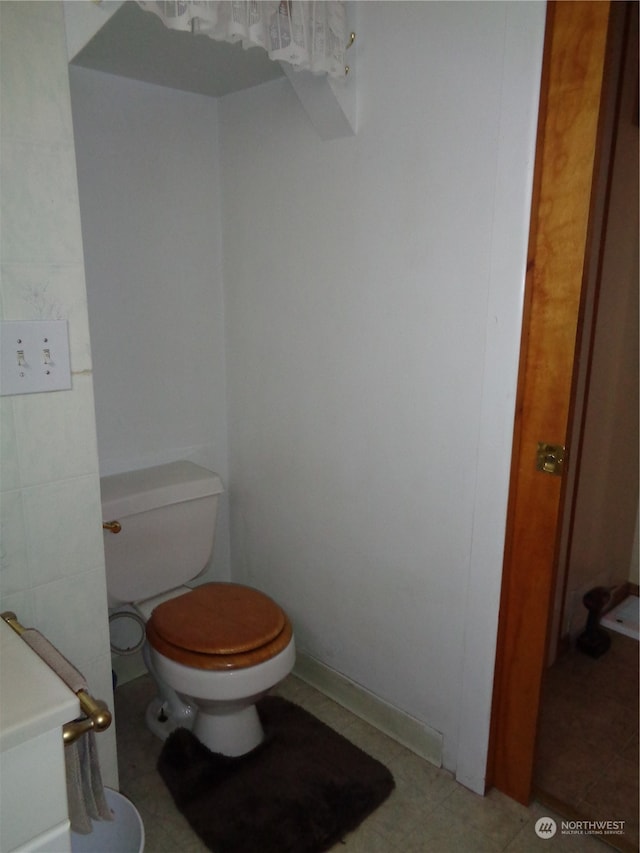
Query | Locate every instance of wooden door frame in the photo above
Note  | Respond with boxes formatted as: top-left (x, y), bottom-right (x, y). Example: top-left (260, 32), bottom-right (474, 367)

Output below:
top-left (487, 0), bottom-right (629, 804)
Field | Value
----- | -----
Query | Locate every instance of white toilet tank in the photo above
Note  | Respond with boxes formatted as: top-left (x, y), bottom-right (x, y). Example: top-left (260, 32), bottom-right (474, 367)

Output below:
top-left (101, 461), bottom-right (223, 607)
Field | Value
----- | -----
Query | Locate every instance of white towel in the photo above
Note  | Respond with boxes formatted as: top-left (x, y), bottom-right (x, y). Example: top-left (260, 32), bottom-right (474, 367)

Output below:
top-left (20, 629), bottom-right (112, 833)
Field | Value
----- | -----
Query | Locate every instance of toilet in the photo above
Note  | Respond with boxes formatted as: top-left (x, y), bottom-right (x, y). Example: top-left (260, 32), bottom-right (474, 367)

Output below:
top-left (101, 461), bottom-right (295, 756)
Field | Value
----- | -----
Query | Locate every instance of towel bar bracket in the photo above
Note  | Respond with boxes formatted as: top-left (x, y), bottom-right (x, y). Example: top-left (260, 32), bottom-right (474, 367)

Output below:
top-left (64, 693), bottom-right (112, 744)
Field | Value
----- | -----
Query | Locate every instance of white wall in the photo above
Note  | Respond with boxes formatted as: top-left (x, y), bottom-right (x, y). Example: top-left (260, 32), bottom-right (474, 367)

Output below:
top-left (69, 67), bottom-right (231, 581)
top-left (220, 1), bottom-right (544, 788)
top-left (63, 0), bottom-right (124, 62)
top-left (0, 2), bottom-right (116, 787)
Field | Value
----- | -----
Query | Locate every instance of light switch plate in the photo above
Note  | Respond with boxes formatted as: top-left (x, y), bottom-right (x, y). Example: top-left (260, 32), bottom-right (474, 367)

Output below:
top-left (1, 320), bottom-right (72, 395)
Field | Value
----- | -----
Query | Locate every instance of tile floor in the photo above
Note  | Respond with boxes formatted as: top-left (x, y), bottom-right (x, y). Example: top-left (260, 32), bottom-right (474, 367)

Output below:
top-left (114, 674), bottom-right (614, 853)
top-left (534, 632), bottom-right (639, 853)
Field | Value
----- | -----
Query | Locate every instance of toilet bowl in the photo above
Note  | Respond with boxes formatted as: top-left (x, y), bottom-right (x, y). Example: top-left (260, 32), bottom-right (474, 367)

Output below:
top-left (144, 582), bottom-right (295, 755)
top-left (101, 461), bottom-right (295, 756)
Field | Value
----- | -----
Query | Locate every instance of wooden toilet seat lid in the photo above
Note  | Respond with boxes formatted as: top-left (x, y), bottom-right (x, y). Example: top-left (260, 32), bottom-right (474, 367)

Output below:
top-left (148, 582), bottom-right (287, 656)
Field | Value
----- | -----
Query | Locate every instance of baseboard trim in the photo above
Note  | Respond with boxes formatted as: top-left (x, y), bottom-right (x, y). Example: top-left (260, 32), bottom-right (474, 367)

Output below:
top-left (293, 652), bottom-right (443, 768)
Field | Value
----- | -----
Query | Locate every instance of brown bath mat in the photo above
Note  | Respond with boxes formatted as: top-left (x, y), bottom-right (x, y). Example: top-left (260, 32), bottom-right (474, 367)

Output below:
top-left (157, 696), bottom-right (394, 852)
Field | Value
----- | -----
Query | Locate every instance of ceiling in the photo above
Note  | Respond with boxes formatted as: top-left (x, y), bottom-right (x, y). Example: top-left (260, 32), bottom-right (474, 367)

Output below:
top-left (71, 1), bottom-right (284, 98)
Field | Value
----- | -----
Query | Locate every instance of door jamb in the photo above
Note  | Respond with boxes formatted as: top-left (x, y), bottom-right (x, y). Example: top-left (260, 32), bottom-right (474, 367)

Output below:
top-left (487, 0), bottom-right (621, 804)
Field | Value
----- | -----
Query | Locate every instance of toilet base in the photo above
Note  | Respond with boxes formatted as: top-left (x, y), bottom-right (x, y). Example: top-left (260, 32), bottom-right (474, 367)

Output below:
top-left (145, 696), bottom-right (195, 741)
top-left (193, 703), bottom-right (265, 757)
top-left (142, 641), bottom-right (197, 741)
top-left (145, 634), bottom-right (296, 757)
top-left (142, 650), bottom-right (267, 755)
top-left (145, 693), bottom-right (266, 756)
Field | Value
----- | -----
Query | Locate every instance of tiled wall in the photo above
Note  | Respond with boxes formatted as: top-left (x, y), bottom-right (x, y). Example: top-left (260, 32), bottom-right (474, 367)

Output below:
top-left (0, 1), bottom-right (117, 787)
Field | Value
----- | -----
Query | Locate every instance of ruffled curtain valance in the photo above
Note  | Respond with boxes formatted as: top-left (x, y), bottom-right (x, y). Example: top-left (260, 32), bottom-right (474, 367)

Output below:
top-left (136, 1), bottom-right (349, 78)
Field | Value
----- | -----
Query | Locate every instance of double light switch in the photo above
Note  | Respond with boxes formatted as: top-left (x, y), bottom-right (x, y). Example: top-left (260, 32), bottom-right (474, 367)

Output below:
top-left (0, 320), bottom-right (72, 395)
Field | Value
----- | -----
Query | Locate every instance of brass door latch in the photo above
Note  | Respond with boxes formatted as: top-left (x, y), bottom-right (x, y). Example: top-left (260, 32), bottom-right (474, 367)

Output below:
top-left (536, 442), bottom-right (565, 476)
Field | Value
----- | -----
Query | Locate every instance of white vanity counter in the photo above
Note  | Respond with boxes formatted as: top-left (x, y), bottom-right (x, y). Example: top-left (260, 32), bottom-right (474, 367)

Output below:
top-left (0, 619), bottom-right (79, 852)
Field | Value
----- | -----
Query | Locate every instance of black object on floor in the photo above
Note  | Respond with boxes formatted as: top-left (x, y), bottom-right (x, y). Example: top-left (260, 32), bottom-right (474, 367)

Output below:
top-left (577, 586), bottom-right (612, 658)
top-left (157, 696), bottom-right (395, 852)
